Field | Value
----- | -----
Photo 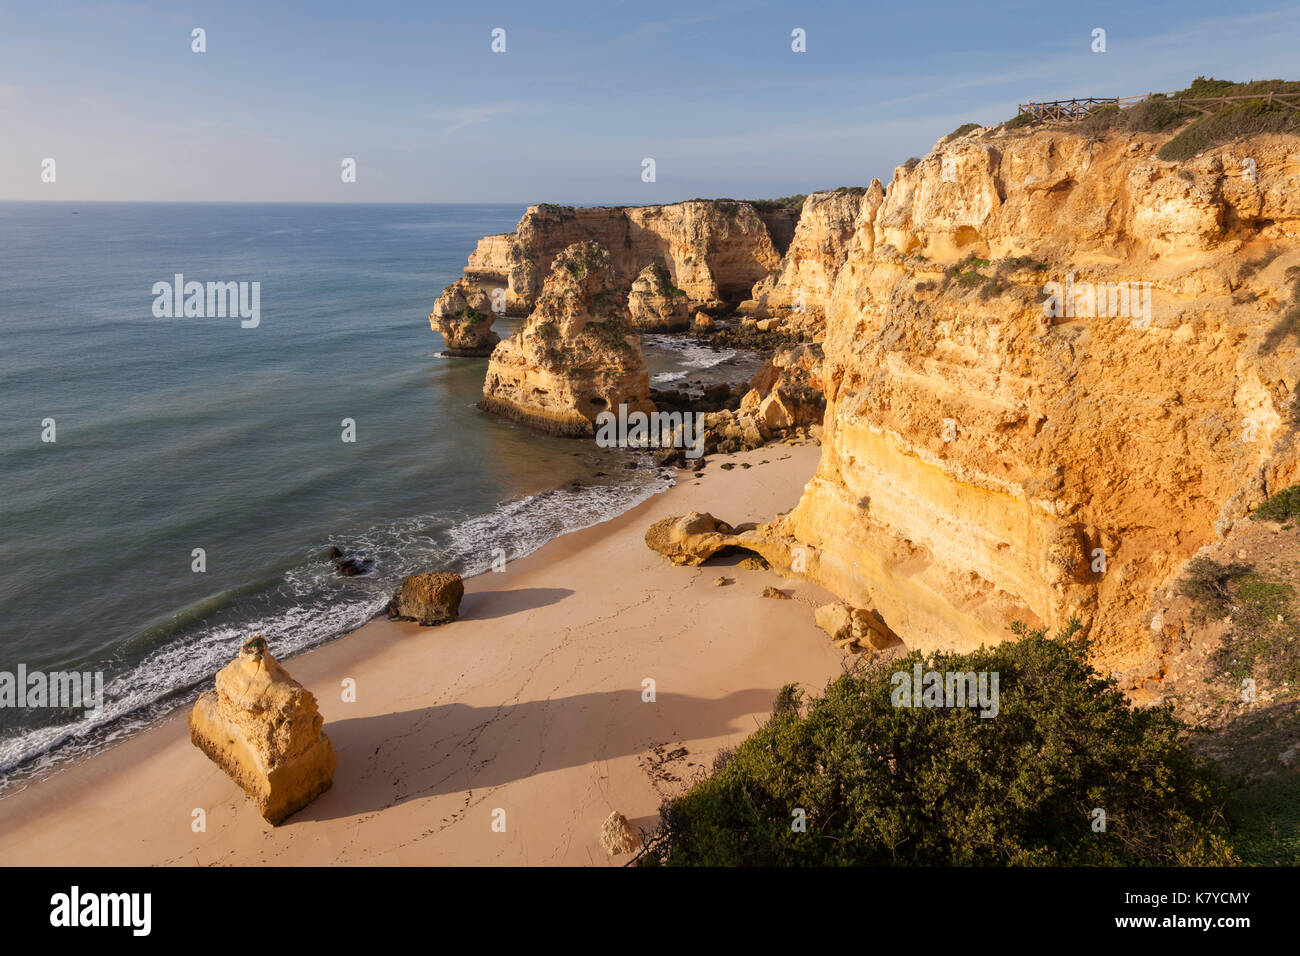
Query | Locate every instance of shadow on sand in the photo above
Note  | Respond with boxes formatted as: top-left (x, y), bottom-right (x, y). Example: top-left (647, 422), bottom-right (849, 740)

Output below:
top-left (290, 687), bottom-right (774, 823)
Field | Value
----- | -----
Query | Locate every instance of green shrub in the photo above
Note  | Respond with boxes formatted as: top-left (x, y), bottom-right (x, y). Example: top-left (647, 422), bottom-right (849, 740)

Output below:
top-left (943, 122), bottom-right (981, 143)
top-left (1122, 96), bottom-right (1185, 133)
top-left (1077, 103), bottom-right (1121, 137)
top-left (1155, 77), bottom-right (1300, 161)
top-left (640, 623), bottom-right (1236, 866)
top-left (1253, 484), bottom-right (1300, 522)
top-left (745, 195), bottom-right (807, 211)
top-left (1002, 112), bottom-right (1040, 131)
top-left (1178, 556), bottom-right (1252, 619)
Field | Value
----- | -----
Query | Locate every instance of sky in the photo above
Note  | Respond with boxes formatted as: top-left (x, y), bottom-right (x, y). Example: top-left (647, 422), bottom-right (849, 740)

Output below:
top-left (1, 0), bottom-right (1298, 204)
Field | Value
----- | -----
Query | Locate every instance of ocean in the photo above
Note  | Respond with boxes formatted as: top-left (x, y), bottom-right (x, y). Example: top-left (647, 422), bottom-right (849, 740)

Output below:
top-left (0, 201), bottom-right (755, 789)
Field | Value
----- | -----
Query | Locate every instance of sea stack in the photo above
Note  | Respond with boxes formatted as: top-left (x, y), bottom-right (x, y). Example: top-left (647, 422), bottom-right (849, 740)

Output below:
top-left (627, 263), bottom-right (691, 331)
top-left (429, 278), bottom-right (500, 357)
top-left (188, 635), bottom-right (337, 825)
top-left (480, 241), bottom-right (655, 436)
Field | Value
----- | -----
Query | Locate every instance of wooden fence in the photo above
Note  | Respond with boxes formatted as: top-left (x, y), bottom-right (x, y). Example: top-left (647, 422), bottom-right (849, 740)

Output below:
top-left (1017, 91), bottom-right (1300, 124)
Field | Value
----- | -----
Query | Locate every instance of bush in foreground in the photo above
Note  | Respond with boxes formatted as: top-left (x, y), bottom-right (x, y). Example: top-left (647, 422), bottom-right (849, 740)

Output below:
top-left (640, 622), bottom-right (1236, 866)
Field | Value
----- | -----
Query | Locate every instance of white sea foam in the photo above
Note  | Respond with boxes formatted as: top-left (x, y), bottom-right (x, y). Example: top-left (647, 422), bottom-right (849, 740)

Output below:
top-left (0, 466), bottom-right (672, 792)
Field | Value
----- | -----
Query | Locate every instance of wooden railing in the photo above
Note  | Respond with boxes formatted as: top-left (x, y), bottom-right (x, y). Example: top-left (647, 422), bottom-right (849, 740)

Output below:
top-left (1017, 91), bottom-right (1300, 123)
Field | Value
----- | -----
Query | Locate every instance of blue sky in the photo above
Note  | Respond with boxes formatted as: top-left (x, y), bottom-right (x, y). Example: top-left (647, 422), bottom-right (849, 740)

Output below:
top-left (2, 0), bottom-right (1298, 203)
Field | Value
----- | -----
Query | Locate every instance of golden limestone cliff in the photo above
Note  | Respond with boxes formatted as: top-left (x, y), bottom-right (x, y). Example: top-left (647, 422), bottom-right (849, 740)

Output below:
top-left (480, 241), bottom-right (655, 436)
top-left (744, 185), bottom-right (885, 337)
top-left (461, 201), bottom-right (781, 314)
top-left (769, 125), bottom-right (1300, 671)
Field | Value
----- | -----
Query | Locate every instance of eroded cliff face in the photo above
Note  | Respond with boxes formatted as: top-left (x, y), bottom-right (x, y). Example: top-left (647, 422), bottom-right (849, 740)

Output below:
top-left (481, 241), bottom-right (654, 436)
top-left (746, 186), bottom-right (884, 336)
top-left (779, 127), bottom-right (1300, 669)
top-left (459, 201), bottom-right (782, 314)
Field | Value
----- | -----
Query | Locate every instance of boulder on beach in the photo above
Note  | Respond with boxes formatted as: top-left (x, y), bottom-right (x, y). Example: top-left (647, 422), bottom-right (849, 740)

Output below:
top-left (387, 571), bottom-right (465, 625)
top-left (599, 811), bottom-right (642, 856)
top-left (814, 602), bottom-right (898, 651)
top-left (188, 635), bottom-right (337, 825)
top-left (643, 511), bottom-right (736, 566)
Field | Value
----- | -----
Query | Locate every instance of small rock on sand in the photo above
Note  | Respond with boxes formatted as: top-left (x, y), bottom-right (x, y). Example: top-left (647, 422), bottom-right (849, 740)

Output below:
top-left (599, 811), bottom-right (642, 856)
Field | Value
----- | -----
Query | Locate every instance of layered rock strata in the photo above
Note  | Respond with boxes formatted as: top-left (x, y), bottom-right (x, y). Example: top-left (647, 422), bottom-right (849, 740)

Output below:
top-left (777, 127), bottom-right (1300, 666)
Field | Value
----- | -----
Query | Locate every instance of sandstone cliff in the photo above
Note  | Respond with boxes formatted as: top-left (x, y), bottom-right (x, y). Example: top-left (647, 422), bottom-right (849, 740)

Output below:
top-left (771, 125), bottom-right (1300, 669)
top-left (481, 241), bottom-right (655, 436)
top-left (456, 201), bottom-right (782, 314)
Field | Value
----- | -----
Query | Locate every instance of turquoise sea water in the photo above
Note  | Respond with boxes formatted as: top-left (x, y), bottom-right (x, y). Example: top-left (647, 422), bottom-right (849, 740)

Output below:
top-left (0, 202), bottom-right (753, 787)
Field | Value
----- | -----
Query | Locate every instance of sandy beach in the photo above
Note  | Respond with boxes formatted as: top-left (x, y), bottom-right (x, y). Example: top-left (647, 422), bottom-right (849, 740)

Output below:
top-left (0, 443), bottom-right (842, 866)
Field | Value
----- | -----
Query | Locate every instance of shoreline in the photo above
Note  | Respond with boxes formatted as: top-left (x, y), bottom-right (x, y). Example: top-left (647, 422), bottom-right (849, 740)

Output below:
top-left (0, 442), bottom-right (842, 865)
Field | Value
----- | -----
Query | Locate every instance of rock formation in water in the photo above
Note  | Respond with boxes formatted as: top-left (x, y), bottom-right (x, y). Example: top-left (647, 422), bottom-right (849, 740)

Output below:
top-left (387, 571), bottom-right (465, 625)
top-left (429, 278), bottom-right (500, 357)
top-left (188, 636), bottom-right (337, 824)
top-left (458, 201), bottom-right (782, 314)
top-left (764, 124), bottom-right (1300, 670)
top-left (481, 241), bottom-right (655, 436)
top-left (627, 264), bottom-right (691, 331)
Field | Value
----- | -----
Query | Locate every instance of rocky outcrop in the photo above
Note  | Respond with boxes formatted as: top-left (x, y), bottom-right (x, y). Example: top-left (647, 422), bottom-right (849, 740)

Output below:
top-left (481, 241), bottom-right (655, 436)
top-left (627, 264), bottom-right (690, 331)
top-left (188, 636), bottom-right (337, 825)
top-left (387, 571), bottom-right (464, 625)
top-left (661, 344), bottom-right (825, 460)
top-left (769, 125), bottom-right (1300, 668)
top-left (598, 811), bottom-right (641, 855)
top-left (745, 186), bottom-right (883, 337)
top-left (644, 512), bottom-right (740, 565)
top-left (453, 202), bottom-right (782, 314)
top-left (814, 602), bottom-right (899, 652)
top-left (429, 279), bottom-right (499, 357)
top-left (737, 344), bottom-right (826, 438)
top-left (329, 546), bottom-right (373, 576)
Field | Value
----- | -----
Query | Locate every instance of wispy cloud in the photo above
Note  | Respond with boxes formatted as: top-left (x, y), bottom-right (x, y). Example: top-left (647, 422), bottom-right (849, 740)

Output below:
top-left (429, 102), bottom-right (523, 134)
